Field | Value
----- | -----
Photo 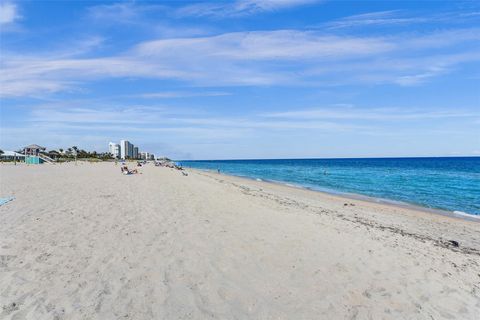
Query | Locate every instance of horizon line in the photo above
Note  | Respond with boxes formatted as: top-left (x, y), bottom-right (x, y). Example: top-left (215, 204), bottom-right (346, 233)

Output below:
top-left (177, 155), bottom-right (480, 161)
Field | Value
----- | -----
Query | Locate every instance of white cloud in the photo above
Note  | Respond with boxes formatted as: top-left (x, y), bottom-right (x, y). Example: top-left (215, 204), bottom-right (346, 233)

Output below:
top-left (1, 28), bottom-right (479, 97)
top-left (0, 79), bottom-right (73, 97)
top-left (22, 102), bottom-right (368, 136)
top-left (325, 10), bottom-right (427, 29)
top-left (324, 10), bottom-right (480, 29)
top-left (177, 0), bottom-right (320, 17)
top-left (394, 68), bottom-right (445, 86)
top-left (0, 1), bottom-right (20, 25)
top-left (3, 101), bottom-right (475, 158)
top-left (0, 30), bottom-right (394, 97)
top-left (135, 30), bottom-right (392, 60)
top-left (138, 91), bottom-right (231, 99)
top-left (263, 106), bottom-right (479, 121)
top-left (87, 2), bottom-right (166, 24)
top-left (303, 49), bottom-right (480, 86)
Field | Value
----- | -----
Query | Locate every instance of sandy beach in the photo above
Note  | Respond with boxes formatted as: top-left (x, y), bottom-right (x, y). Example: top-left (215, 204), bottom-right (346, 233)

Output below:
top-left (0, 162), bottom-right (479, 319)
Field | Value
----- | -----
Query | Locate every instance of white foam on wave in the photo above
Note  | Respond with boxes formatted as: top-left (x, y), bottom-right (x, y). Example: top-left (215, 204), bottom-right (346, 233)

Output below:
top-left (284, 183), bottom-right (308, 190)
top-left (453, 211), bottom-right (480, 220)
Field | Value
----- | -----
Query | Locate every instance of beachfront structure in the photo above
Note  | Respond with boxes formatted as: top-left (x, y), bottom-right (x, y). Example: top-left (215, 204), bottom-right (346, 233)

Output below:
top-left (140, 152), bottom-right (155, 160)
top-left (133, 147), bottom-right (139, 159)
top-left (0, 151), bottom-right (26, 161)
top-left (110, 139), bottom-right (153, 160)
top-left (120, 140), bottom-right (134, 159)
top-left (22, 144), bottom-right (55, 164)
top-left (109, 142), bottom-right (121, 159)
top-left (23, 144), bottom-right (46, 156)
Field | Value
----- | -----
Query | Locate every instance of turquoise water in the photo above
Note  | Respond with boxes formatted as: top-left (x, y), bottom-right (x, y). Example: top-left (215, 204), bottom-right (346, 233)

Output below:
top-left (180, 157), bottom-right (480, 216)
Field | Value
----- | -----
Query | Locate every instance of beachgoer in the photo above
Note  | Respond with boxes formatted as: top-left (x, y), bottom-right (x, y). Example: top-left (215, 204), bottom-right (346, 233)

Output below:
top-left (121, 165), bottom-right (131, 174)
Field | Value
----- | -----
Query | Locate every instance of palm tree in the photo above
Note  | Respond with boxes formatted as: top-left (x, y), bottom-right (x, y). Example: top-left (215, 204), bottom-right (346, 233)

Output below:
top-left (59, 148), bottom-right (64, 154)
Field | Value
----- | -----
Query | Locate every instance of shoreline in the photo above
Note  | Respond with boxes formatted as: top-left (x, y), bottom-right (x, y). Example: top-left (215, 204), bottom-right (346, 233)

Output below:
top-left (186, 168), bottom-right (480, 223)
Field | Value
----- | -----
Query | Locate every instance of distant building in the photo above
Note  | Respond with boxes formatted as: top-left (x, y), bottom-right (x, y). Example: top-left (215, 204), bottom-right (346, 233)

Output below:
top-left (0, 151), bottom-right (25, 161)
top-left (141, 152), bottom-right (152, 160)
top-left (120, 140), bottom-right (134, 159)
top-left (113, 139), bottom-right (151, 160)
top-left (133, 146), bottom-right (139, 159)
top-left (23, 144), bottom-right (46, 156)
top-left (108, 142), bottom-right (120, 159)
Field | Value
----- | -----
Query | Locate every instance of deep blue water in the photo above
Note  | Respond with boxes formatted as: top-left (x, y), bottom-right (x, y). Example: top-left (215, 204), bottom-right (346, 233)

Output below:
top-left (180, 157), bottom-right (480, 216)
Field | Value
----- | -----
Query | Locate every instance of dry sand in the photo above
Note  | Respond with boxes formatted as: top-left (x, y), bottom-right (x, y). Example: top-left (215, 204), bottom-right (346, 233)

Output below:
top-left (0, 162), bottom-right (479, 319)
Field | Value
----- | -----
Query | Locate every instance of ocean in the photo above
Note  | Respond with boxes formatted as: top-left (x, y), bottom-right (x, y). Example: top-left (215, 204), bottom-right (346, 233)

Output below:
top-left (180, 157), bottom-right (480, 216)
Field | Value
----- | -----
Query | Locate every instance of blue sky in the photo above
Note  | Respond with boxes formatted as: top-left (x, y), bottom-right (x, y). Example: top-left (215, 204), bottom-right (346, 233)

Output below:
top-left (0, 0), bottom-right (479, 159)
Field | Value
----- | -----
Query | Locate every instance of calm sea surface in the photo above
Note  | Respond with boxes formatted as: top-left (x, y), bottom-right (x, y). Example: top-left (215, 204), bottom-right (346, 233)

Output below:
top-left (180, 157), bottom-right (480, 216)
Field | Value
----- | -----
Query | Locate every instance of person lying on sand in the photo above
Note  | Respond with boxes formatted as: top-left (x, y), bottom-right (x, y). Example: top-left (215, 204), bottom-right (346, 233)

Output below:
top-left (121, 166), bottom-right (139, 175)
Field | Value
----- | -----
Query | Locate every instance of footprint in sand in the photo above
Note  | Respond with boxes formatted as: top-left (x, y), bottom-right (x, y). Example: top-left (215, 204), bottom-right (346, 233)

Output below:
top-left (35, 252), bottom-right (51, 263)
top-left (0, 255), bottom-right (17, 268)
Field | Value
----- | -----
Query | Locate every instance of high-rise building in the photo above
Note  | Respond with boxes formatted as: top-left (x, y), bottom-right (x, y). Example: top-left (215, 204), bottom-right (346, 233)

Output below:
top-left (141, 152), bottom-right (151, 160)
top-left (133, 147), bottom-right (139, 159)
top-left (120, 140), bottom-right (134, 159)
top-left (128, 144), bottom-right (134, 158)
top-left (108, 142), bottom-right (120, 159)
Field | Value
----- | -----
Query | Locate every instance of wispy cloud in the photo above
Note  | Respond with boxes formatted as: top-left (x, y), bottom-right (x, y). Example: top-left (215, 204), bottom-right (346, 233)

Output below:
top-left (324, 10), bottom-right (480, 29)
top-left (138, 91), bottom-right (231, 99)
top-left (263, 105), bottom-right (479, 121)
top-left (303, 49), bottom-right (480, 86)
top-left (87, 1), bottom-right (167, 24)
top-left (177, 0), bottom-right (320, 17)
top-left (3, 101), bottom-right (475, 158)
top-left (0, 1), bottom-right (20, 25)
top-left (1, 28), bottom-right (479, 97)
top-left (135, 30), bottom-right (392, 60)
top-left (0, 30), bottom-right (393, 97)
top-left (26, 104), bottom-right (358, 131)
top-left (325, 10), bottom-right (426, 29)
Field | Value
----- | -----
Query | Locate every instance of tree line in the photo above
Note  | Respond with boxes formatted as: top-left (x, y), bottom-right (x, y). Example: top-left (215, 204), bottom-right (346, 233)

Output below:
top-left (0, 146), bottom-right (114, 160)
top-left (46, 146), bottom-right (114, 160)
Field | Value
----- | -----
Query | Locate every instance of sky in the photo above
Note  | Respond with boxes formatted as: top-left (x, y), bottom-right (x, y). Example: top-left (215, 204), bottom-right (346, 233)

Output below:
top-left (0, 0), bottom-right (479, 159)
